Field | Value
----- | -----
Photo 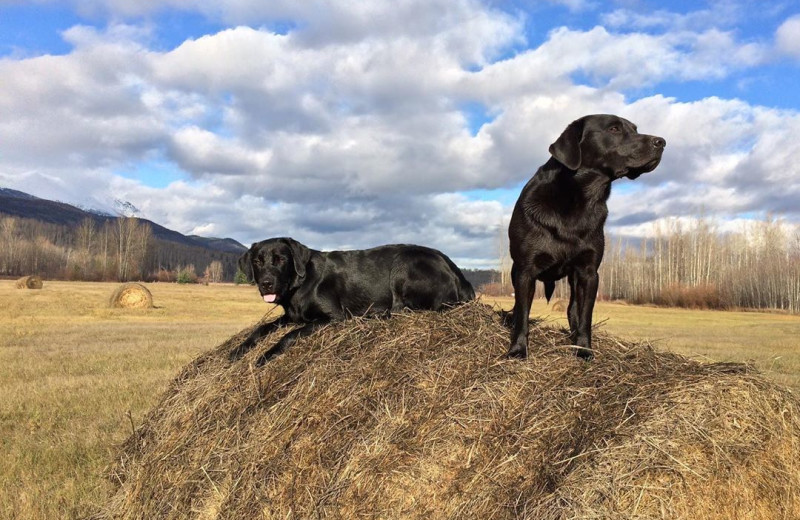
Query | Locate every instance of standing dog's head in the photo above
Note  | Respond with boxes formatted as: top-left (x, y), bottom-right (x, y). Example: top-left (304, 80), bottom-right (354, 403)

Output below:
top-left (548, 114), bottom-right (665, 179)
top-left (238, 237), bottom-right (311, 304)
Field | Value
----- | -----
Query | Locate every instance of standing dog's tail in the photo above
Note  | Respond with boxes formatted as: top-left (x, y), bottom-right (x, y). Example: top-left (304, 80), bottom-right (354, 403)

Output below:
top-left (544, 281), bottom-right (555, 303)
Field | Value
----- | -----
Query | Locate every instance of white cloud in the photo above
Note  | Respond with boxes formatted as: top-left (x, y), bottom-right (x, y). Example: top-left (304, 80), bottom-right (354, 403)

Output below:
top-left (1, 1), bottom-right (799, 268)
top-left (602, 2), bottom-right (742, 32)
top-left (776, 15), bottom-right (800, 58)
top-left (169, 126), bottom-right (273, 177)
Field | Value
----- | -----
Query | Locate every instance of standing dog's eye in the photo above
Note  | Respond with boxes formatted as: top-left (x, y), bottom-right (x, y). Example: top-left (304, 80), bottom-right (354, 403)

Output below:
top-left (608, 125), bottom-right (621, 133)
top-left (272, 254), bottom-right (284, 266)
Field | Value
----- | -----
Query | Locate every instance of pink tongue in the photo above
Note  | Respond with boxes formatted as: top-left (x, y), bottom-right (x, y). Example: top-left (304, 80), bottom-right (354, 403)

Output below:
top-left (263, 294), bottom-right (277, 303)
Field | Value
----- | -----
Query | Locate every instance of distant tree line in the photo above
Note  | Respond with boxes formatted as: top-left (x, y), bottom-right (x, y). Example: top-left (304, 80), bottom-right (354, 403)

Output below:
top-left (599, 216), bottom-right (800, 313)
top-left (0, 215), bottom-right (241, 283)
top-left (490, 216), bottom-right (800, 314)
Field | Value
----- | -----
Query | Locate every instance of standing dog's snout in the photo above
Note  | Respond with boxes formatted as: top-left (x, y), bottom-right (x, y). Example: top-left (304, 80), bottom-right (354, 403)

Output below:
top-left (260, 280), bottom-right (274, 293)
top-left (652, 136), bottom-right (666, 149)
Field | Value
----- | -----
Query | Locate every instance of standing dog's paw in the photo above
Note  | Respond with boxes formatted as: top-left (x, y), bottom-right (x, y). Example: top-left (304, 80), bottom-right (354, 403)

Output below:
top-left (555, 344), bottom-right (594, 361)
top-left (575, 346), bottom-right (594, 361)
top-left (506, 343), bottom-right (528, 359)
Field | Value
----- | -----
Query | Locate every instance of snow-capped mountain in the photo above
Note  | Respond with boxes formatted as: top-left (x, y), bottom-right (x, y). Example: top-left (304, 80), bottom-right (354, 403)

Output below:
top-left (113, 198), bottom-right (144, 218)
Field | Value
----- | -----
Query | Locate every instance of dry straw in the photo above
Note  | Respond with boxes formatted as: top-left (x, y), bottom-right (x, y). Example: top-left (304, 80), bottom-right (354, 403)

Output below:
top-left (109, 282), bottom-right (153, 309)
top-left (15, 275), bottom-right (43, 289)
top-left (96, 302), bottom-right (799, 519)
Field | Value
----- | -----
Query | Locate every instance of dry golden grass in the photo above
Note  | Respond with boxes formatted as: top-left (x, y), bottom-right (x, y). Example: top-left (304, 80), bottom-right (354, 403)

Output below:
top-left (0, 280), bottom-right (266, 520)
top-left (1, 282), bottom-right (799, 519)
top-left (487, 296), bottom-right (800, 390)
top-left (95, 303), bottom-right (800, 519)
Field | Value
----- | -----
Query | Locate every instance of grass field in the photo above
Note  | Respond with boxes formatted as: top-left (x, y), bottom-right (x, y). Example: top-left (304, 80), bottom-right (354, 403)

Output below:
top-left (488, 295), bottom-right (800, 390)
top-left (1, 281), bottom-right (799, 519)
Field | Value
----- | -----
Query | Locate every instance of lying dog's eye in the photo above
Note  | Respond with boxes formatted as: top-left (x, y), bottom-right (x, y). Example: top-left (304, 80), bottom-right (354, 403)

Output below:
top-left (608, 125), bottom-right (621, 133)
top-left (272, 254), bottom-right (284, 266)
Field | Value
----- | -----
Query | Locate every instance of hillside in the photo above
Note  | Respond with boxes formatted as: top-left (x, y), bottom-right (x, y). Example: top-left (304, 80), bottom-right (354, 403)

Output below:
top-left (0, 188), bottom-right (246, 255)
top-left (0, 188), bottom-right (246, 281)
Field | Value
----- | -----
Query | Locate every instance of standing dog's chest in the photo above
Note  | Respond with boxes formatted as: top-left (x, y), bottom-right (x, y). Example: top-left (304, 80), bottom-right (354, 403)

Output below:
top-left (541, 223), bottom-right (605, 280)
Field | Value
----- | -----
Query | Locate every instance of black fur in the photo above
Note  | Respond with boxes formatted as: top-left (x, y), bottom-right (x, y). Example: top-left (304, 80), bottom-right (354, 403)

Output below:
top-left (507, 114), bottom-right (665, 360)
top-left (233, 237), bottom-right (475, 364)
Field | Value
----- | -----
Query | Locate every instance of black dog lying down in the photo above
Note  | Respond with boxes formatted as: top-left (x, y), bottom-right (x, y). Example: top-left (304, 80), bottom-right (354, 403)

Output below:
top-left (233, 237), bottom-right (475, 363)
top-left (507, 114), bottom-right (665, 360)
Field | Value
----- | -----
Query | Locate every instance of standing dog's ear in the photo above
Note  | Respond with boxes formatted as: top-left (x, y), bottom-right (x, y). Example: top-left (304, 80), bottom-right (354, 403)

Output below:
top-left (281, 238), bottom-right (311, 288)
top-left (238, 248), bottom-right (254, 282)
top-left (548, 117), bottom-right (586, 170)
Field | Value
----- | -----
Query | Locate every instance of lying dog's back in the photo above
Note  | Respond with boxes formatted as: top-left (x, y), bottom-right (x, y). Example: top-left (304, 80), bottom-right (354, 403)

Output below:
top-left (308, 244), bottom-right (474, 316)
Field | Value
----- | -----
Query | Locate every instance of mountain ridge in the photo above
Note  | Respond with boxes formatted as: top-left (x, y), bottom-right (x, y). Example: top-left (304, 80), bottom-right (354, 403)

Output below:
top-left (0, 187), bottom-right (246, 254)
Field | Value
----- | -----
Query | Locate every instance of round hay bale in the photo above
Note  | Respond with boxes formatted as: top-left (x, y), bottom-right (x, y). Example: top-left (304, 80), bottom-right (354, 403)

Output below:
top-left (98, 302), bottom-right (800, 519)
top-left (15, 275), bottom-right (43, 289)
top-left (109, 282), bottom-right (153, 309)
top-left (551, 298), bottom-right (566, 312)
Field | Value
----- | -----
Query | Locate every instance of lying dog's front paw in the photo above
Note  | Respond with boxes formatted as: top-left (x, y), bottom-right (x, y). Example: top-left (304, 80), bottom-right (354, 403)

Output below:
top-left (255, 337), bottom-right (292, 366)
top-left (229, 340), bottom-right (255, 362)
top-left (255, 351), bottom-right (271, 367)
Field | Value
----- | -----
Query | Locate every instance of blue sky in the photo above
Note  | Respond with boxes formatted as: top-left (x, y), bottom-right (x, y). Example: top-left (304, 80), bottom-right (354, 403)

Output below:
top-left (1, 0), bottom-right (799, 267)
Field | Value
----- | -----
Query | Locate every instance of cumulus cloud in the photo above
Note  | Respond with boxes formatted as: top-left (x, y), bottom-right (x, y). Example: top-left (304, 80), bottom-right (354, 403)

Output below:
top-left (602, 2), bottom-right (743, 32)
top-left (776, 15), bottom-right (800, 58)
top-left (1, 0), bottom-right (799, 267)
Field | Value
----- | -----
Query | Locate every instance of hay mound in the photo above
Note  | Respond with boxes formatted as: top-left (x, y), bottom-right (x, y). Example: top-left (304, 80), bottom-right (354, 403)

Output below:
top-left (98, 302), bottom-right (800, 519)
top-left (15, 275), bottom-right (43, 289)
top-left (109, 282), bottom-right (153, 309)
top-left (550, 299), bottom-right (566, 312)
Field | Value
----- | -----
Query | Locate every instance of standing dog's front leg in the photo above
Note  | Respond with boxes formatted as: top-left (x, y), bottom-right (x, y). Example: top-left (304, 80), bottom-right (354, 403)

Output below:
top-left (566, 272), bottom-right (579, 334)
top-left (508, 264), bottom-right (537, 359)
top-left (572, 266), bottom-right (598, 360)
top-left (255, 320), bottom-right (329, 366)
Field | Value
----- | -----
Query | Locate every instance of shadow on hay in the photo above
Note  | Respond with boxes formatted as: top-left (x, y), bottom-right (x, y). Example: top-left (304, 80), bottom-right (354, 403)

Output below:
top-left (95, 301), bottom-right (800, 520)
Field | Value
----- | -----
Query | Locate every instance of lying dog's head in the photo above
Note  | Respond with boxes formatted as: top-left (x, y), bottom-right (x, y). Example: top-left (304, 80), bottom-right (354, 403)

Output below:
top-left (238, 237), bottom-right (311, 304)
top-left (548, 114), bottom-right (665, 179)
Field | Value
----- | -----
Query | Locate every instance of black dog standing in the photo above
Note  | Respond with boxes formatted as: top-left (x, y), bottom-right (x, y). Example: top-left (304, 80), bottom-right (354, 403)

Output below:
top-left (507, 114), bottom-right (665, 360)
top-left (234, 237), bottom-right (475, 364)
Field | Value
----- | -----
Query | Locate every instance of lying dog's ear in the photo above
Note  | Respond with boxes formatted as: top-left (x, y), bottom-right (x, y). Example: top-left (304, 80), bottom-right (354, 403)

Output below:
top-left (281, 238), bottom-right (311, 288)
top-left (549, 117), bottom-right (585, 170)
top-left (238, 247), bottom-right (254, 282)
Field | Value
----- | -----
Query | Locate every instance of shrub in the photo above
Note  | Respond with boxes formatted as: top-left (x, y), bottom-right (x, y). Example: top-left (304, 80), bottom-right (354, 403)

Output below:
top-left (154, 268), bottom-right (176, 283)
top-left (176, 265), bottom-right (198, 284)
top-left (478, 282), bottom-right (512, 297)
top-left (656, 283), bottom-right (730, 310)
top-left (234, 269), bottom-right (249, 285)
